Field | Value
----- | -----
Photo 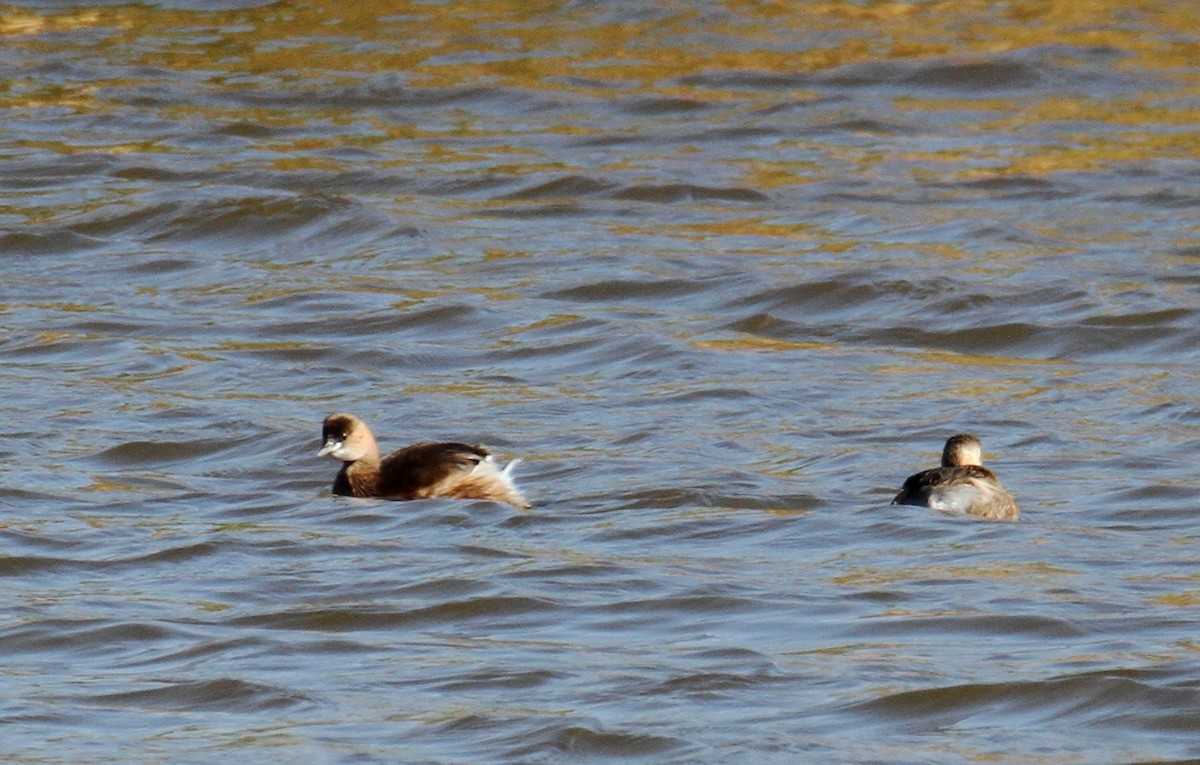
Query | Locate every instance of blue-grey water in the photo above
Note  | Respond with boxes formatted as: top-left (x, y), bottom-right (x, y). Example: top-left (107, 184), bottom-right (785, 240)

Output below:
top-left (2, 1), bottom-right (1200, 762)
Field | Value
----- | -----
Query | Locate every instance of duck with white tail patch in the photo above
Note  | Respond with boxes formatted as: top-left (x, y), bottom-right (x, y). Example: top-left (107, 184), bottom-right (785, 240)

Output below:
top-left (318, 413), bottom-right (530, 510)
top-left (892, 433), bottom-right (1019, 522)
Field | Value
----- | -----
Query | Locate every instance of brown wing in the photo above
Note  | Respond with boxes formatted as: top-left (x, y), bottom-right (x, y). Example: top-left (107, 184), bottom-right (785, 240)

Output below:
top-left (893, 465), bottom-right (998, 506)
top-left (376, 442), bottom-right (490, 499)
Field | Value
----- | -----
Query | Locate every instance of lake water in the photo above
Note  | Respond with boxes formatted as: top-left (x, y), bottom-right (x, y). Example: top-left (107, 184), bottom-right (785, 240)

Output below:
top-left (2, 1), bottom-right (1199, 762)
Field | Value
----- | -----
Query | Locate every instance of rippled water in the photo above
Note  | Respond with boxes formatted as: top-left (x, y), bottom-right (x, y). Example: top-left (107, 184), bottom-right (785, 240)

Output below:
top-left (3, 1), bottom-right (1200, 762)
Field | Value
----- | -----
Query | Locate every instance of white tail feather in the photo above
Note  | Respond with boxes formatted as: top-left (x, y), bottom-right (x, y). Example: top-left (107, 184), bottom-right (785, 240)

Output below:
top-left (470, 454), bottom-right (521, 480)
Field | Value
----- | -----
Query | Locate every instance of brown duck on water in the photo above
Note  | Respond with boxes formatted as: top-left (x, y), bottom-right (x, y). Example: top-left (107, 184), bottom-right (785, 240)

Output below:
top-left (893, 433), bottom-right (1019, 521)
top-left (318, 413), bottom-right (530, 510)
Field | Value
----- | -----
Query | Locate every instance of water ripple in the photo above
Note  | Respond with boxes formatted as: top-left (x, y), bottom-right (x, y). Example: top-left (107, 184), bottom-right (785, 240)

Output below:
top-left (2, 3), bottom-right (1197, 763)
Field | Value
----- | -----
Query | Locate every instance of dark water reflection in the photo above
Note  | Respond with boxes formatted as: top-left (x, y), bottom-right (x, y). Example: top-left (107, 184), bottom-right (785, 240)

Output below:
top-left (2, 0), bottom-right (1200, 762)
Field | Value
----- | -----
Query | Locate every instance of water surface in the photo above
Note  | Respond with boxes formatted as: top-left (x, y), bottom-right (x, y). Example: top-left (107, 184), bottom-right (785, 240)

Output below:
top-left (2, 1), bottom-right (1200, 762)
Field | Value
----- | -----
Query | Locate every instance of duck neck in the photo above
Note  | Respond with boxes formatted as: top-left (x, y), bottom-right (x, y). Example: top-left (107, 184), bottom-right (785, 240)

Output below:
top-left (342, 455), bottom-right (382, 496)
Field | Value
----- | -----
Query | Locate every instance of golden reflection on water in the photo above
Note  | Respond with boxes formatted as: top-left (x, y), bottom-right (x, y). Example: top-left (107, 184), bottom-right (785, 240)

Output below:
top-left (693, 337), bottom-right (839, 354)
top-left (6, 1), bottom-right (1196, 97)
top-left (2, 1), bottom-right (1196, 241)
top-left (1156, 592), bottom-right (1200, 607)
top-left (831, 560), bottom-right (1076, 588)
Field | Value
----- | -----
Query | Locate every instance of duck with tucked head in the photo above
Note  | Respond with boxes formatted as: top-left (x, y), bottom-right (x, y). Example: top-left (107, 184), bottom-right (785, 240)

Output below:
top-left (318, 413), bottom-right (530, 510)
top-left (892, 433), bottom-right (1018, 521)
